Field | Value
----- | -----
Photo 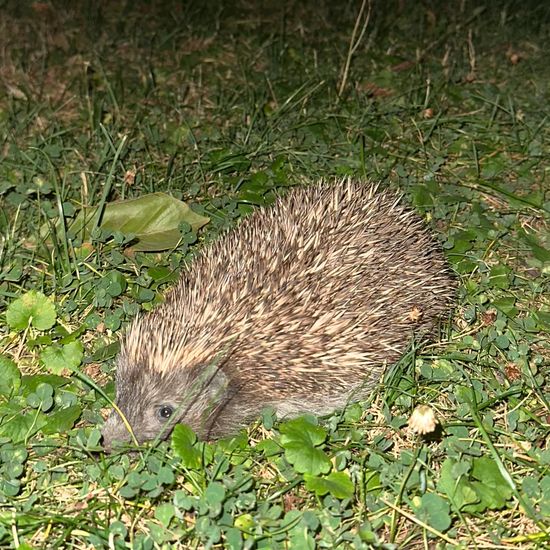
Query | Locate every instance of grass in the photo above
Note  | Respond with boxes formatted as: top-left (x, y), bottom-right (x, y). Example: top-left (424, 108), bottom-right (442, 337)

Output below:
top-left (0, 0), bottom-right (549, 548)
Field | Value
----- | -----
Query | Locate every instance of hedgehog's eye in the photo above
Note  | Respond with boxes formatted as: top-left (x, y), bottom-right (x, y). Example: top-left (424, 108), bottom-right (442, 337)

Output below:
top-left (157, 405), bottom-right (174, 421)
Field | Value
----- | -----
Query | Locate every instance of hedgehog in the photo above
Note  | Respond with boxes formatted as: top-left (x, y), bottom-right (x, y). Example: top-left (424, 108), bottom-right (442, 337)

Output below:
top-left (101, 178), bottom-right (455, 449)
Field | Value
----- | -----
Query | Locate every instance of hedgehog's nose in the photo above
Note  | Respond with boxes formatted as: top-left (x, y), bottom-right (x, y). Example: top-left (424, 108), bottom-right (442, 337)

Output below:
top-left (101, 414), bottom-right (131, 453)
top-left (101, 435), bottom-right (113, 454)
top-left (101, 431), bottom-right (130, 454)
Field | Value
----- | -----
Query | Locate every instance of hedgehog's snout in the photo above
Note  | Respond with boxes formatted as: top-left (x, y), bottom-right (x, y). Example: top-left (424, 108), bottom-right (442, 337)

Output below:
top-left (101, 410), bottom-right (132, 453)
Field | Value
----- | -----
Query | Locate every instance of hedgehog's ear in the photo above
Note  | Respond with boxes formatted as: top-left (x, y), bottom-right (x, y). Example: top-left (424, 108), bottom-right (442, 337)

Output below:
top-left (193, 363), bottom-right (229, 400)
top-left (207, 368), bottom-right (229, 401)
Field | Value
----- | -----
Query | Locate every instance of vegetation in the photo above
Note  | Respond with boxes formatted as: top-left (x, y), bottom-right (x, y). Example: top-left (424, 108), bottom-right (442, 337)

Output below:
top-left (0, 1), bottom-right (548, 547)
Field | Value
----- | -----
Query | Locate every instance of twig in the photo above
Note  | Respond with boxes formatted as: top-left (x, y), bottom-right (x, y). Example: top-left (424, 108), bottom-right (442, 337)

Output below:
top-left (337, 0), bottom-right (372, 98)
top-left (381, 499), bottom-right (459, 546)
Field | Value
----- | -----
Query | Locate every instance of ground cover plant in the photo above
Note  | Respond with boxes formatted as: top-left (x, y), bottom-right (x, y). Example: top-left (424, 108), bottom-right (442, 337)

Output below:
top-left (0, 0), bottom-right (549, 548)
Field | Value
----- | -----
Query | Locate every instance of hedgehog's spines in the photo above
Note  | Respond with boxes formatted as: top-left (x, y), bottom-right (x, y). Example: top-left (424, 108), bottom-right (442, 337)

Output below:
top-left (106, 178), bottom-right (455, 443)
top-left (122, 178), bottom-right (453, 383)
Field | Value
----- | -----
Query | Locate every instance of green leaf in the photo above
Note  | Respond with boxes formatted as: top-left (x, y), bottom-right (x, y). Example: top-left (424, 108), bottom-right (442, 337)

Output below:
top-left (534, 311), bottom-right (550, 332)
top-left (41, 405), bottom-right (82, 434)
top-left (90, 341), bottom-right (120, 362)
top-left (256, 438), bottom-right (282, 457)
top-left (0, 443), bottom-right (28, 464)
top-left (208, 150), bottom-right (251, 174)
top-left (0, 356), bottom-right (21, 397)
top-left (0, 479), bottom-right (20, 497)
top-left (154, 503), bottom-right (175, 528)
top-left (464, 457), bottom-right (513, 512)
top-left (491, 297), bottom-right (518, 317)
top-left (480, 156), bottom-right (506, 179)
top-left (156, 466), bottom-right (175, 486)
top-left (147, 266), bottom-right (178, 283)
top-left (489, 265), bottom-right (510, 290)
top-left (540, 476), bottom-right (550, 516)
top-left (410, 493), bottom-right (452, 532)
top-left (279, 417), bottom-right (330, 475)
top-left (438, 458), bottom-right (479, 512)
top-left (410, 184), bottom-right (435, 209)
top-left (20, 374), bottom-right (69, 394)
top-left (27, 383), bottom-right (54, 411)
top-left (447, 230), bottom-right (477, 255)
top-left (279, 417), bottom-right (327, 446)
top-left (438, 457), bottom-right (513, 514)
top-left (100, 271), bottom-right (127, 297)
top-left (223, 527), bottom-right (243, 549)
top-left (519, 230), bottom-right (550, 263)
top-left (283, 441), bottom-right (330, 475)
top-left (68, 193), bottom-right (209, 252)
top-left (172, 424), bottom-right (203, 469)
top-left (6, 291), bottom-right (56, 331)
top-left (288, 524), bottom-right (315, 550)
top-left (145, 519), bottom-right (172, 544)
top-left (108, 520), bottom-right (127, 538)
top-left (303, 472), bottom-right (355, 499)
top-left (86, 428), bottom-right (102, 448)
top-left (364, 469), bottom-right (382, 496)
top-left (234, 513), bottom-right (254, 532)
top-left (205, 482), bottom-right (226, 505)
top-left (40, 341), bottom-right (83, 374)
top-left (0, 405), bottom-right (47, 443)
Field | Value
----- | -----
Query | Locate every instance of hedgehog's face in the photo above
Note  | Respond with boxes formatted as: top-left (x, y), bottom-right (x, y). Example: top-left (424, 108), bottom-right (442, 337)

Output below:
top-left (101, 358), bottom-right (230, 451)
